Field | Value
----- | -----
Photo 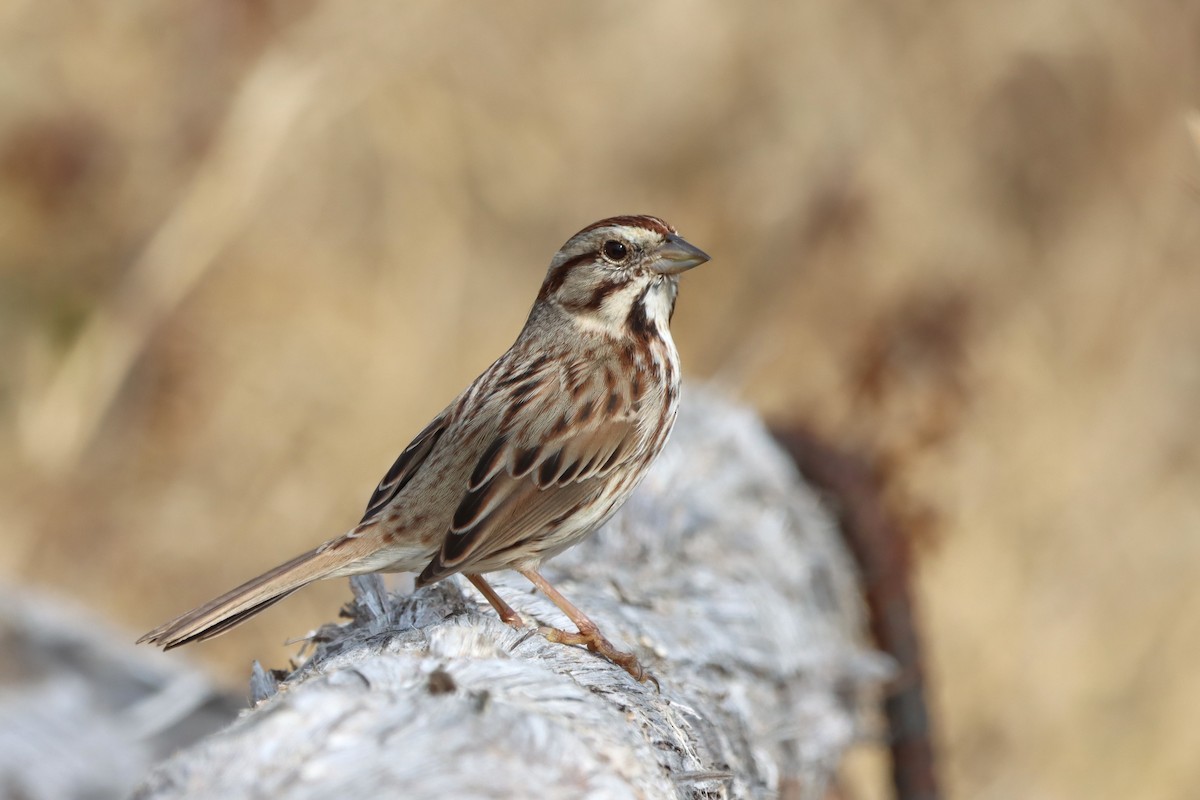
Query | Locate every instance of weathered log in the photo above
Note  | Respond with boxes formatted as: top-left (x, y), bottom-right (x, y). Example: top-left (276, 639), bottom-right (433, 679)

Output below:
top-left (133, 391), bottom-right (890, 799)
top-left (0, 587), bottom-right (240, 800)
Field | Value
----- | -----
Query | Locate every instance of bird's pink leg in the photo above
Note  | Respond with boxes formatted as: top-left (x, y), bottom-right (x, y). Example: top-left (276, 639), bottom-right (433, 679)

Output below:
top-left (466, 573), bottom-right (524, 628)
top-left (518, 568), bottom-right (655, 686)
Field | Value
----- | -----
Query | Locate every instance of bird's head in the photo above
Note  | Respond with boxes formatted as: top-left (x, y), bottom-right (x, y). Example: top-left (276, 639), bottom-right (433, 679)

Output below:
top-left (536, 215), bottom-right (710, 334)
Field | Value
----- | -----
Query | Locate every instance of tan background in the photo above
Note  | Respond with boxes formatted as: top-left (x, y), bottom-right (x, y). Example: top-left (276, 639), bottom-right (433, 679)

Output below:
top-left (2, 3), bottom-right (1198, 798)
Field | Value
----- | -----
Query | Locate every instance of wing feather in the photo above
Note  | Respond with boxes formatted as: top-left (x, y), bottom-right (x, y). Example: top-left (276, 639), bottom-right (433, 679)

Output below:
top-left (416, 357), bottom-right (646, 584)
top-left (360, 410), bottom-right (451, 523)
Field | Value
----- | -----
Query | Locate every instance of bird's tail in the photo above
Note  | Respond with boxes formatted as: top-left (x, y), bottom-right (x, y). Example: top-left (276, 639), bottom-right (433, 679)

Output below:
top-left (137, 540), bottom-right (367, 650)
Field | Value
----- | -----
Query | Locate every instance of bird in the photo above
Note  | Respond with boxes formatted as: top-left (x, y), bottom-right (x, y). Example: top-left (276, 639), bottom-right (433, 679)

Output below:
top-left (139, 215), bottom-right (709, 682)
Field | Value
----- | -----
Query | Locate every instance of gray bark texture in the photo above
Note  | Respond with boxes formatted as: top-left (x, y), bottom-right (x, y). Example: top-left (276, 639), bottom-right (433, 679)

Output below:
top-left (129, 390), bottom-right (888, 799)
top-left (0, 587), bottom-right (241, 800)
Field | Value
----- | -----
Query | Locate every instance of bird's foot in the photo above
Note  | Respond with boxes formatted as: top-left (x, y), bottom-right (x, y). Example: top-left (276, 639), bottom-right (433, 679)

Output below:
top-left (539, 625), bottom-right (658, 688)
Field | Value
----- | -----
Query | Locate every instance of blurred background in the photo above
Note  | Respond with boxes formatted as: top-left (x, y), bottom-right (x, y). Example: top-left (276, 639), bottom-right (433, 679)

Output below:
top-left (1, 2), bottom-right (1198, 798)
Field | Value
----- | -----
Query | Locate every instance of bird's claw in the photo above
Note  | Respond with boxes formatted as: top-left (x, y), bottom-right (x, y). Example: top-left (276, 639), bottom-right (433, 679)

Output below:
top-left (539, 625), bottom-right (657, 687)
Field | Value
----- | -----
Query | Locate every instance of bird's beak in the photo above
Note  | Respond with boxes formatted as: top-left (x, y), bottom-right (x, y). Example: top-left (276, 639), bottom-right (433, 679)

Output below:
top-left (654, 234), bottom-right (711, 275)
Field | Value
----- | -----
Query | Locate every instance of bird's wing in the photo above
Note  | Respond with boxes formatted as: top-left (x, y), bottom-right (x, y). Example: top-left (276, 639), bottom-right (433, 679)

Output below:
top-left (417, 357), bottom-right (646, 582)
top-left (359, 409), bottom-right (453, 523)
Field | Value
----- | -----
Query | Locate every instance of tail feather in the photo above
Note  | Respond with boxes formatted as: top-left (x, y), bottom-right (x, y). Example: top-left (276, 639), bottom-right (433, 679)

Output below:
top-left (138, 542), bottom-right (366, 649)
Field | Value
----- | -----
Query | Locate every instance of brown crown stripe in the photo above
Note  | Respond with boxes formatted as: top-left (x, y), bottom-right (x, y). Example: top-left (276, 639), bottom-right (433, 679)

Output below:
top-left (575, 215), bottom-right (675, 238)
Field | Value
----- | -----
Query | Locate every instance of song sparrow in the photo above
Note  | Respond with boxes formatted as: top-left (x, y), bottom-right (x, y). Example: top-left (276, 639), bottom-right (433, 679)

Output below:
top-left (139, 215), bottom-right (709, 682)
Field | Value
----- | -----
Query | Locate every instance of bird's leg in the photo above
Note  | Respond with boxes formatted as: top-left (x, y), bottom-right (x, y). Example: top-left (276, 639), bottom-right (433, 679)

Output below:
top-left (466, 573), bottom-right (524, 628)
top-left (518, 568), bottom-right (655, 686)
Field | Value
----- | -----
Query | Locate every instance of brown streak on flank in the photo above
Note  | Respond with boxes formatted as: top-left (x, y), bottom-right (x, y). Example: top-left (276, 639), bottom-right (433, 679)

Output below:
top-left (615, 341), bottom-right (638, 373)
top-left (665, 353), bottom-right (679, 387)
top-left (578, 397), bottom-right (596, 423)
top-left (576, 215), bottom-right (675, 238)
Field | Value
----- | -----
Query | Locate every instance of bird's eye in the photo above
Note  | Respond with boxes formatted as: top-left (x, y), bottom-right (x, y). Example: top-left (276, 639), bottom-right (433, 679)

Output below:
top-left (602, 240), bottom-right (629, 262)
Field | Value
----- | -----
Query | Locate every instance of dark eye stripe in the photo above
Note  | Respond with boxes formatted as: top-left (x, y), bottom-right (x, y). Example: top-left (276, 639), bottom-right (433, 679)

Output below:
top-left (538, 251), bottom-right (596, 299)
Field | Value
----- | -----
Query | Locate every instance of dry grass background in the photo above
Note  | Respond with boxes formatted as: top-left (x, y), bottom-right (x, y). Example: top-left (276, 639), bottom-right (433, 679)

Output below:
top-left (1, 2), bottom-right (1198, 798)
